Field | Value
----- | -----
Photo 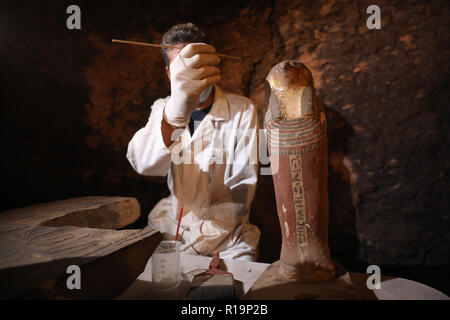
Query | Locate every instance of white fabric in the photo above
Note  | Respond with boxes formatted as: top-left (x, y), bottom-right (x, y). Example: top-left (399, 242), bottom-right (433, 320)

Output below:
top-left (164, 43), bottom-right (221, 127)
top-left (127, 86), bottom-right (260, 261)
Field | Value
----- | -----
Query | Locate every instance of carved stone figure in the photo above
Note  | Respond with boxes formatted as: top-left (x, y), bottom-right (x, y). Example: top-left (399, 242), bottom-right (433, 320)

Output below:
top-left (246, 61), bottom-right (356, 299)
top-left (264, 60), bottom-right (335, 282)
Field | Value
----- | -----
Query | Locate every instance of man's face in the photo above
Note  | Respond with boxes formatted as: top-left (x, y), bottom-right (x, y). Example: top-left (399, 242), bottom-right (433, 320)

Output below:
top-left (164, 43), bottom-right (215, 109)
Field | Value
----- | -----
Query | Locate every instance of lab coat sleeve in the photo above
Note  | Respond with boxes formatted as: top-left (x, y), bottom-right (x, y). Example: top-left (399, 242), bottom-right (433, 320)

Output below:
top-left (126, 98), bottom-right (179, 177)
top-left (190, 100), bottom-right (259, 255)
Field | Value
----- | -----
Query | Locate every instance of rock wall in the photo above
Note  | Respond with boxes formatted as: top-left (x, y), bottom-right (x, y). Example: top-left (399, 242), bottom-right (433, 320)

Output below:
top-left (1, 0), bottom-right (449, 268)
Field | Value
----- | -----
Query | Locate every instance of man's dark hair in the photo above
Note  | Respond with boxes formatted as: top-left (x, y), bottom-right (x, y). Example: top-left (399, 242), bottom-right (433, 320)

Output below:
top-left (161, 23), bottom-right (209, 67)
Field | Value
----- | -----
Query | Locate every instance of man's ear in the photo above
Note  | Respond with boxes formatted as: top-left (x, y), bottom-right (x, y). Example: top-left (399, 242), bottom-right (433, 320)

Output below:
top-left (165, 66), bottom-right (170, 81)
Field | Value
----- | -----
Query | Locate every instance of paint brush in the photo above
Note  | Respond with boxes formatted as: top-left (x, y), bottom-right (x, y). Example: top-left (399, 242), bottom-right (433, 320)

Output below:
top-left (111, 39), bottom-right (240, 61)
top-left (185, 250), bottom-right (236, 300)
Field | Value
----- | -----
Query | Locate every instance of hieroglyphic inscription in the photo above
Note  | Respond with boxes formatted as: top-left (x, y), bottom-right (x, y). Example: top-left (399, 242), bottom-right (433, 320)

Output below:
top-left (289, 154), bottom-right (308, 249)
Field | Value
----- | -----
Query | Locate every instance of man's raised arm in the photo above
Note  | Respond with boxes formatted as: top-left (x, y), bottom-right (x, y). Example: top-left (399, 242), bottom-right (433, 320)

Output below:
top-left (126, 99), bottom-right (180, 176)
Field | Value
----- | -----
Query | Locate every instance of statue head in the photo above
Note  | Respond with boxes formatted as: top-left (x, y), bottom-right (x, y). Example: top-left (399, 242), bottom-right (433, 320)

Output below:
top-left (264, 60), bottom-right (316, 121)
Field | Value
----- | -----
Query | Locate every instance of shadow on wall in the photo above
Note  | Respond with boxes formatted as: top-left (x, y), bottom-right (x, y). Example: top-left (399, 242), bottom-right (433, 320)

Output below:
top-left (250, 171), bottom-right (280, 264)
top-left (325, 106), bottom-right (360, 270)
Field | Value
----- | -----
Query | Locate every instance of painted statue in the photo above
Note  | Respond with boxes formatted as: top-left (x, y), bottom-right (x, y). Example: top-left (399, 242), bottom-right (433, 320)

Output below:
top-left (264, 60), bottom-right (335, 282)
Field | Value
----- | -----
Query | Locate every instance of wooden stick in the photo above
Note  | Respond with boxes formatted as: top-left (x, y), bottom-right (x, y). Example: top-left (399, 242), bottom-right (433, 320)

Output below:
top-left (175, 207), bottom-right (183, 242)
top-left (112, 39), bottom-right (177, 49)
top-left (112, 39), bottom-right (240, 61)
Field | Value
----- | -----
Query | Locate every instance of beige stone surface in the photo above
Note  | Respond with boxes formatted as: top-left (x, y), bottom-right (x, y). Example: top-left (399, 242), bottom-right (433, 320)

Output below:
top-left (0, 196), bottom-right (140, 229)
top-left (0, 196), bottom-right (162, 299)
top-left (0, 225), bottom-right (162, 299)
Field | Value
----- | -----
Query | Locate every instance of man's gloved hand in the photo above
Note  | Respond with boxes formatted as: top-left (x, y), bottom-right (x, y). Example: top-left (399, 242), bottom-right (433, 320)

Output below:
top-left (163, 43), bottom-right (221, 127)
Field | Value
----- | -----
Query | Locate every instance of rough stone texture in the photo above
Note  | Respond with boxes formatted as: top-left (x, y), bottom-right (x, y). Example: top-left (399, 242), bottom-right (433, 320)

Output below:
top-left (0, 196), bottom-right (140, 229)
top-left (1, 0), bottom-right (449, 272)
top-left (0, 196), bottom-right (161, 299)
top-left (261, 0), bottom-right (450, 267)
top-left (0, 225), bottom-right (161, 299)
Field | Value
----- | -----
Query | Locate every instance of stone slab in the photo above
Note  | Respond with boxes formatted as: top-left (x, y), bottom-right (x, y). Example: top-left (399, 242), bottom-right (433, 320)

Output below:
top-left (0, 225), bottom-right (161, 299)
top-left (0, 196), bottom-right (140, 230)
top-left (0, 196), bottom-right (162, 299)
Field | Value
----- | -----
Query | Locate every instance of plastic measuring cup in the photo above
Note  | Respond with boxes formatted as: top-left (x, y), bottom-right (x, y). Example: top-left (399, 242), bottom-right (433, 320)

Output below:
top-left (152, 240), bottom-right (181, 290)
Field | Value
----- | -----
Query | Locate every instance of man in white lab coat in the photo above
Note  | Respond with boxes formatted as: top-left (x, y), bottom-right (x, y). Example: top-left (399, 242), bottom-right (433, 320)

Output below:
top-left (127, 23), bottom-right (260, 261)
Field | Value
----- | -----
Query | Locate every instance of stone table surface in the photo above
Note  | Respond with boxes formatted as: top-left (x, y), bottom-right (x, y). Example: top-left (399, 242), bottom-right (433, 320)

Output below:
top-left (117, 253), bottom-right (449, 300)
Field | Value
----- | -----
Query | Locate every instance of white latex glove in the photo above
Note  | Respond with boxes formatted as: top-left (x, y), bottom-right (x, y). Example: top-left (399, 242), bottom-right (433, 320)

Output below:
top-left (163, 43), bottom-right (221, 127)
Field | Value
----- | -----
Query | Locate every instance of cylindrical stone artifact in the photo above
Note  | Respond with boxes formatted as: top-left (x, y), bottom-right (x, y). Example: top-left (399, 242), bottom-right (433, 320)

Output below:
top-left (264, 60), bottom-right (335, 282)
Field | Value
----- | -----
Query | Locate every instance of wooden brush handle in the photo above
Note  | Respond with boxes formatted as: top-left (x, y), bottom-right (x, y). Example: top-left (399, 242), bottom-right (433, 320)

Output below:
top-left (112, 39), bottom-right (240, 60)
top-left (209, 250), bottom-right (221, 270)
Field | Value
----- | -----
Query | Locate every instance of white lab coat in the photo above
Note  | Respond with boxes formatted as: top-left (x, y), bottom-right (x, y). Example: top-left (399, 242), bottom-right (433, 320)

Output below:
top-left (127, 86), bottom-right (260, 261)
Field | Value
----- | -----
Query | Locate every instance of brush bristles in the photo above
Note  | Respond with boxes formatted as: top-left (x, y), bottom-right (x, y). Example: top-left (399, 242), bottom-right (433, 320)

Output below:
top-left (186, 273), bottom-right (236, 300)
top-left (186, 285), bottom-right (235, 300)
